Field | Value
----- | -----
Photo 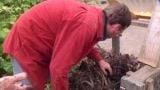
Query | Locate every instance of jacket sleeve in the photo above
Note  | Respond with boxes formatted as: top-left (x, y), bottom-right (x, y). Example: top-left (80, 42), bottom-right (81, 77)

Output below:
top-left (49, 21), bottom-right (97, 90)
top-left (87, 47), bottom-right (104, 63)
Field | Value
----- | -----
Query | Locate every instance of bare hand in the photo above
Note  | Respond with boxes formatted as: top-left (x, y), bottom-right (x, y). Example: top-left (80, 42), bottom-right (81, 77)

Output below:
top-left (98, 60), bottom-right (112, 75)
top-left (0, 72), bottom-right (32, 90)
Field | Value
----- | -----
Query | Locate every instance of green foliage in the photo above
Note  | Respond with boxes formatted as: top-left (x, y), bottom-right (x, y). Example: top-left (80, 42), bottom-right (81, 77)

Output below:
top-left (0, 57), bottom-right (12, 77)
top-left (0, 0), bottom-right (43, 76)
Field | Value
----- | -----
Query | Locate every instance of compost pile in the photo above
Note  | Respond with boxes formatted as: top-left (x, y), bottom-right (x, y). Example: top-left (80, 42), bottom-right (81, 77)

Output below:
top-left (69, 47), bottom-right (145, 90)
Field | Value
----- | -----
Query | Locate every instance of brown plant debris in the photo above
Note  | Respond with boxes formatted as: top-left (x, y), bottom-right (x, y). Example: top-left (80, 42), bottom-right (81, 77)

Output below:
top-left (69, 47), bottom-right (145, 90)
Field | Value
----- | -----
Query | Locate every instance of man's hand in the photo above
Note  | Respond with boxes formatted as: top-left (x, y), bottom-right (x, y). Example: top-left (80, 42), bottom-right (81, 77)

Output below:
top-left (98, 60), bottom-right (112, 75)
top-left (0, 72), bottom-right (32, 90)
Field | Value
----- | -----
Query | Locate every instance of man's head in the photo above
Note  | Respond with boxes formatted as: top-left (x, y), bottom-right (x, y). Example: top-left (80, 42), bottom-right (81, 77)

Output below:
top-left (104, 3), bottom-right (131, 38)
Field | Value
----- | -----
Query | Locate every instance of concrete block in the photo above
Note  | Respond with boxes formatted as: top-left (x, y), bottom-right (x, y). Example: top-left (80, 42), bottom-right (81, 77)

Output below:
top-left (121, 76), bottom-right (145, 90)
top-left (120, 65), bottom-right (160, 90)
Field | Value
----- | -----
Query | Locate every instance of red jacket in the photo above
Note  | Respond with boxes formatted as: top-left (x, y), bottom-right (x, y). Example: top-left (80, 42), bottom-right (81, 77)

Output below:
top-left (3, 0), bottom-right (104, 89)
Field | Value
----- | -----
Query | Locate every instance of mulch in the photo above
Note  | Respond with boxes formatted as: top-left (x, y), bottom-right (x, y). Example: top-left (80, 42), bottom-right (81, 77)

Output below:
top-left (69, 47), bottom-right (145, 90)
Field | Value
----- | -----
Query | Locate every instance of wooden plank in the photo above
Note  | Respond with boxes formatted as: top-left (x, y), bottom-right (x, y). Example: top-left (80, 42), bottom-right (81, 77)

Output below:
top-left (129, 65), bottom-right (155, 82)
top-left (107, 0), bottom-right (119, 5)
top-left (136, 15), bottom-right (151, 19)
top-left (145, 78), bottom-right (154, 90)
top-left (138, 2), bottom-right (160, 67)
top-left (139, 58), bottom-right (157, 67)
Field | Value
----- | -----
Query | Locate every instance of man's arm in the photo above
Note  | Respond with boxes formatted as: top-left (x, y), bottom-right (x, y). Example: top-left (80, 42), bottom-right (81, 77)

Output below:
top-left (87, 47), bottom-right (103, 63)
top-left (87, 47), bottom-right (112, 75)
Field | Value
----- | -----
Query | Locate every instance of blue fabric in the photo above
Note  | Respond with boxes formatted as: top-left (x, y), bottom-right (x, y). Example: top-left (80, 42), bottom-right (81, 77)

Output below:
top-left (12, 58), bottom-right (32, 86)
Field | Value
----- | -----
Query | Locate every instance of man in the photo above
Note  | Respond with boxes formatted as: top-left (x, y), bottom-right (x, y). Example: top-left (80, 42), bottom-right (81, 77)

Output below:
top-left (3, 0), bottom-right (131, 90)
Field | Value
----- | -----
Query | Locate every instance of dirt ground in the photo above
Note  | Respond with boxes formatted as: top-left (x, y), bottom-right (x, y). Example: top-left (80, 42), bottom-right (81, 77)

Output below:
top-left (98, 20), bottom-right (150, 57)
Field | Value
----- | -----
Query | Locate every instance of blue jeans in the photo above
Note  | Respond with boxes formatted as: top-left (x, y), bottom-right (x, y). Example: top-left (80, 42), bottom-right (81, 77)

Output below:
top-left (12, 57), bottom-right (32, 86)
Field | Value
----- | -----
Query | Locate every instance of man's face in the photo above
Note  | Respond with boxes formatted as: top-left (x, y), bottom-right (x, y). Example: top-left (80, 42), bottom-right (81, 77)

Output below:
top-left (106, 23), bottom-right (124, 38)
